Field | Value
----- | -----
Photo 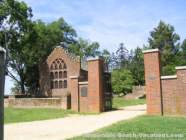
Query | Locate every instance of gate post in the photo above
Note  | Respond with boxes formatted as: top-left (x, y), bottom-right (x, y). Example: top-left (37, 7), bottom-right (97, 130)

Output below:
top-left (88, 56), bottom-right (104, 113)
top-left (0, 47), bottom-right (6, 140)
top-left (143, 49), bottom-right (163, 115)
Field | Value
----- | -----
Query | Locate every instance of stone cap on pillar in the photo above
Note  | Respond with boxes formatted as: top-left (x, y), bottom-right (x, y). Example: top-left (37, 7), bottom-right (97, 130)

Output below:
top-left (69, 76), bottom-right (79, 79)
top-left (175, 66), bottom-right (186, 70)
top-left (87, 56), bottom-right (103, 61)
top-left (142, 48), bottom-right (159, 54)
top-left (161, 75), bottom-right (177, 80)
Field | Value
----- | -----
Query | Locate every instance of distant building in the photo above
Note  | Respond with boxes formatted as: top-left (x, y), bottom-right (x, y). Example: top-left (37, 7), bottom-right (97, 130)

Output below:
top-left (39, 46), bottom-right (112, 113)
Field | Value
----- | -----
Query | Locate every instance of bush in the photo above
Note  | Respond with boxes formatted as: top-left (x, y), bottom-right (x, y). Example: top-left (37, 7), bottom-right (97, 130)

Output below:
top-left (111, 69), bottom-right (134, 95)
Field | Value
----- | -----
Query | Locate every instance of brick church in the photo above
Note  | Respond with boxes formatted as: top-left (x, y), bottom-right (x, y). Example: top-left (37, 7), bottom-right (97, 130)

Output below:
top-left (39, 46), bottom-right (112, 113)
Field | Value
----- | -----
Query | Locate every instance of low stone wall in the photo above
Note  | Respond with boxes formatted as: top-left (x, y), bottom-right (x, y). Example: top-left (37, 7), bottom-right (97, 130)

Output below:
top-left (4, 99), bottom-right (9, 107)
top-left (6, 96), bottom-right (71, 109)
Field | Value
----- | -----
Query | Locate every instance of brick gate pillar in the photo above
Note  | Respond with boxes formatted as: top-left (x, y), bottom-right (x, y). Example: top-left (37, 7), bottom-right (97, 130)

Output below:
top-left (143, 49), bottom-right (163, 115)
top-left (88, 56), bottom-right (104, 113)
top-left (0, 47), bottom-right (6, 140)
top-left (70, 76), bottom-right (79, 112)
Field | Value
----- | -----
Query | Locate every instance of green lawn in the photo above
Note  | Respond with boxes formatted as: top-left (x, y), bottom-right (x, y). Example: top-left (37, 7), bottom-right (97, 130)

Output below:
top-left (69, 115), bottom-right (186, 140)
top-left (4, 98), bottom-right (145, 124)
top-left (4, 107), bottom-right (76, 124)
top-left (112, 97), bottom-right (146, 109)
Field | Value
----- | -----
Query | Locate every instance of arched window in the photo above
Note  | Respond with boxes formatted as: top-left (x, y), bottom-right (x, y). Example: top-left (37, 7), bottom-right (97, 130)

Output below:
top-left (50, 64), bottom-right (54, 70)
top-left (59, 63), bottom-right (63, 69)
top-left (50, 81), bottom-right (53, 89)
top-left (64, 80), bottom-right (67, 88)
top-left (54, 81), bottom-right (58, 88)
top-left (54, 63), bottom-right (58, 69)
top-left (59, 81), bottom-right (63, 88)
top-left (63, 64), bottom-right (67, 69)
top-left (50, 58), bottom-right (67, 89)
top-left (63, 71), bottom-right (67, 78)
top-left (54, 72), bottom-right (58, 79)
top-left (59, 71), bottom-right (63, 78)
top-left (50, 72), bottom-right (54, 79)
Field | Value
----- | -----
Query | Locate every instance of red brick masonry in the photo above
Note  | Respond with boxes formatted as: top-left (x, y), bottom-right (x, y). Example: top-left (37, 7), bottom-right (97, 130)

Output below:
top-left (40, 47), bottom-right (112, 113)
top-left (143, 49), bottom-right (186, 116)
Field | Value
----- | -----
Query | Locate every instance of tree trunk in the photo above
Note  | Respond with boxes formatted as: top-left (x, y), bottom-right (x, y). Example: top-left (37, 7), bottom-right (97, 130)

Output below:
top-left (20, 81), bottom-right (25, 95)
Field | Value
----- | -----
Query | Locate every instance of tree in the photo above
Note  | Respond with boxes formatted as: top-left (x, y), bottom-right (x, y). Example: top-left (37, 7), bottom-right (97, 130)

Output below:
top-left (0, 0), bottom-right (34, 94)
top-left (109, 52), bottom-right (118, 71)
top-left (0, 0), bottom-right (78, 95)
top-left (100, 49), bottom-right (111, 72)
top-left (68, 38), bottom-right (100, 59)
top-left (115, 43), bottom-right (129, 69)
top-left (148, 21), bottom-right (180, 75)
top-left (129, 47), bottom-right (145, 85)
top-left (24, 18), bottom-right (77, 95)
top-left (111, 69), bottom-right (134, 95)
top-left (181, 39), bottom-right (186, 65)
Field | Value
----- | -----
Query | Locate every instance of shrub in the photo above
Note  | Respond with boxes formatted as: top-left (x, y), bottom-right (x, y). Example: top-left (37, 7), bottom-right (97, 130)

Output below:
top-left (111, 69), bottom-right (134, 95)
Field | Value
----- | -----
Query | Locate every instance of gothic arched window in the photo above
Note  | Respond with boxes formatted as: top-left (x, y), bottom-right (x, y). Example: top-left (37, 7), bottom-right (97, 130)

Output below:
top-left (50, 58), bottom-right (67, 89)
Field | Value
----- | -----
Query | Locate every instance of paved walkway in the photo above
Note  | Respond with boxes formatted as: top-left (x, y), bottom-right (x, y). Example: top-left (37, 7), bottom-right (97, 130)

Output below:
top-left (5, 104), bottom-right (146, 140)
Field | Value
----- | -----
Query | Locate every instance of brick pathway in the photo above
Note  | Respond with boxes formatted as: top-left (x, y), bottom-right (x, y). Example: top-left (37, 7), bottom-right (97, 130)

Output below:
top-left (5, 104), bottom-right (146, 140)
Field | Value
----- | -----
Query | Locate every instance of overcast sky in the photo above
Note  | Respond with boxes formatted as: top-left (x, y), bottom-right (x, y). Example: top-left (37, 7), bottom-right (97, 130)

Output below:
top-left (5, 0), bottom-right (186, 95)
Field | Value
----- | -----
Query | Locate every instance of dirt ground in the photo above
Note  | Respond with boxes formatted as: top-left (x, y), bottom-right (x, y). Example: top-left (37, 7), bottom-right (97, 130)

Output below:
top-left (5, 104), bottom-right (146, 140)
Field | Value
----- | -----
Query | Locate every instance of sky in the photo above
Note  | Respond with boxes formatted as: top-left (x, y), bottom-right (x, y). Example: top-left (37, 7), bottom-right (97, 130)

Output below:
top-left (5, 0), bottom-right (186, 95)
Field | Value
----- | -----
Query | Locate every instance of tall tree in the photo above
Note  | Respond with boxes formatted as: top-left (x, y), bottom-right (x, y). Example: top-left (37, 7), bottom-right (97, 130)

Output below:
top-left (0, 0), bottom-right (34, 94)
top-left (100, 49), bottom-right (111, 72)
top-left (24, 18), bottom-right (77, 95)
top-left (148, 21), bottom-right (180, 75)
top-left (0, 0), bottom-right (78, 95)
top-left (115, 43), bottom-right (129, 69)
top-left (128, 47), bottom-right (144, 85)
top-left (68, 38), bottom-right (100, 59)
top-left (181, 39), bottom-right (186, 65)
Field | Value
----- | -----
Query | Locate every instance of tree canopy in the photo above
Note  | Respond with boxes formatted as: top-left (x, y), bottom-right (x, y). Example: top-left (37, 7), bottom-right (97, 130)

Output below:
top-left (148, 21), bottom-right (182, 75)
top-left (111, 69), bottom-right (134, 95)
top-left (0, 0), bottom-right (105, 95)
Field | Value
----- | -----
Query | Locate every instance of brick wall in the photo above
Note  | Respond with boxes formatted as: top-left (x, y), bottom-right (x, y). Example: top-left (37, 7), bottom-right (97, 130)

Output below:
top-left (40, 47), bottom-right (112, 113)
top-left (88, 57), bottom-right (104, 113)
top-left (79, 82), bottom-right (88, 112)
top-left (6, 96), bottom-right (70, 109)
top-left (161, 68), bottom-right (186, 115)
top-left (40, 47), bottom-right (81, 97)
top-left (4, 99), bottom-right (8, 107)
top-left (70, 76), bottom-right (79, 112)
top-left (143, 49), bottom-right (162, 115)
top-left (143, 49), bottom-right (186, 116)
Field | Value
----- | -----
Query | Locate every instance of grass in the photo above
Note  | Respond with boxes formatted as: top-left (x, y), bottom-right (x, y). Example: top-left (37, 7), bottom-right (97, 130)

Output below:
top-left (4, 107), bottom-right (77, 124)
top-left (112, 97), bottom-right (146, 109)
top-left (69, 115), bottom-right (186, 140)
top-left (4, 98), bottom-right (145, 124)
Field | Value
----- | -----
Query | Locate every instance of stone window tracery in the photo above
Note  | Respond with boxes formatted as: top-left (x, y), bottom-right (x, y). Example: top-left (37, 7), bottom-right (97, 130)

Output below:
top-left (50, 58), bottom-right (67, 89)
